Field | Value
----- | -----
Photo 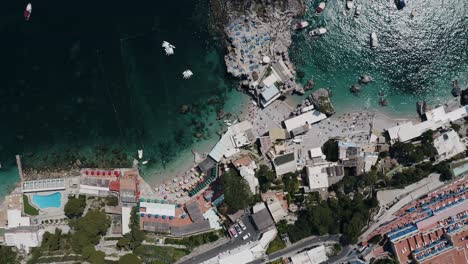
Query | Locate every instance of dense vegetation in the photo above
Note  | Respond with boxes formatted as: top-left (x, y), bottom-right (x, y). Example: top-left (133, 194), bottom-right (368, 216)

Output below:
top-left (133, 245), bottom-right (189, 263)
top-left (322, 139), bottom-right (339, 162)
top-left (221, 169), bottom-right (253, 213)
top-left (256, 165), bottom-right (277, 193)
top-left (106, 196), bottom-right (119, 206)
top-left (278, 192), bottom-right (377, 244)
top-left (118, 253), bottom-right (142, 264)
top-left (64, 195), bottom-right (87, 218)
top-left (117, 207), bottom-right (145, 251)
top-left (165, 231), bottom-right (221, 249)
top-left (0, 246), bottom-right (17, 264)
top-left (389, 130), bottom-right (437, 165)
top-left (23, 195), bottom-right (39, 216)
top-left (69, 210), bottom-right (111, 254)
top-left (266, 236), bottom-right (286, 254)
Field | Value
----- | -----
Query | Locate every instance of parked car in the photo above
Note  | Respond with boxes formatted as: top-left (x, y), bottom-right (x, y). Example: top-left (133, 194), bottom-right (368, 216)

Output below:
top-left (238, 220), bottom-right (247, 230)
top-left (242, 233), bottom-right (251, 240)
top-left (234, 224), bottom-right (243, 235)
top-left (229, 227), bottom-right (238, 238)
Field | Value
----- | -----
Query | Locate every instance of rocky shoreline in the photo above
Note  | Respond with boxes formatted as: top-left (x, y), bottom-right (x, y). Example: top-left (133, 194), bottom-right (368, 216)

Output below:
top-left (211, 0), bottom-right (306, 99)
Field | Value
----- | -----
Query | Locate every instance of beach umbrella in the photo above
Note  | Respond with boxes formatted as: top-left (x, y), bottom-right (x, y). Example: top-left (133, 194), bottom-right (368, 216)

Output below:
top-left (196, 196), bottom-right (200, 200)
top-left (140, 213), bottom-right (145, 217)
top-left (114, 171), bottom-right (119, 176)
top-left (147, 198), bottom-right (151, 202)
top-left (140, 198), bottom-right (144, 202)
top-left (148, 214), bottom-right (152, 218)
top-left (97, 171), bottom-right (101, 176)
top-left (169, 216), bottom-right (174, 220)
top-left (181, 214), bottom-right (186, 219)
top-left (155, 214), bottom-right (159, 218)
top-left (176, 194), bottom-right (180, 198)
top-left (164, 195), bottom-right (168, 199)
top-left (91, 171), bottom-right (95, 176)
top-left (85, 170), bottom-right (89, 175)
top-left (161, 200), bottom-right (166, 204)
top-left (108, 171), bottom-right (112, 176)
top-left (162, 215), bottom-right (166, 219)
top-left (154, 199), bottom-right (158, 203)
top-left (179, 203), bottom-right (183, 208)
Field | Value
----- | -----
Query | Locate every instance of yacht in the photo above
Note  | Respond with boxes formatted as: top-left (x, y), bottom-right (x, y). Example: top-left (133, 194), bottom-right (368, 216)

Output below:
top-left (309, 28), bottom-right (327, 37)
top-left (371, 32), bottom-right (378, 48)
top-left (346, 0), bottom-right (354, 10)
top-left (295, 21), bottom-right (309, 30)
top-left (138, 149), bottom-right (143, 159)
top-left (316, 2), bottom-right (326, 13)
top-left (24, 3), bottom-right (32, 21)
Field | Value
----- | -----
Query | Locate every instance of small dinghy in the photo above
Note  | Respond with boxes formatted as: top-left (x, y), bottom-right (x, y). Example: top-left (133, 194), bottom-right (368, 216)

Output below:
top-left (182, 70), bottom-right (193, 79)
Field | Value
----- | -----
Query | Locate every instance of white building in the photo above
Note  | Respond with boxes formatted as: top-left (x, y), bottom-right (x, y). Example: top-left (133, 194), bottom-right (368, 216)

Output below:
top-left (260, 84), bottom-right (281, 108)
top-left (387, 105), bottom-right (468, 144)
top-left (201, 228), bottom-right (278, 264)
top-left (434, 130), bottom-right (466, 161)
top-left (121, 206), bottom-right (132, 235)
top-left (4, 226), bottom-right (43, 253)
top-left (284, 111), bottom-right (327, 132)
top-left (139, 202), bottom-right (175, 217)
top-left (265, 196), bottom-right (287, 223)
top-left (209, 121), bottom-right (254, 162)
top-left (305, 165), bottom-right (329, 192)
top-left (290, 245), bottom-right (328, 264)
top-left (273, 151), bottom-right (297, 176)
top-left (239, 166), bottom-right (259, 194)
top-left (7, 209), bottom-right (30, 228)
top-left (362, 152), bottom-right (379, 172)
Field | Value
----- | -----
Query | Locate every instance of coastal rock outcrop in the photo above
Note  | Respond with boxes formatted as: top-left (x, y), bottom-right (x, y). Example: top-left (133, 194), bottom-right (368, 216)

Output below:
top-left (350, 84), bottom-right (361, 93)
top-left (461, 88), bottom-right (468, 106)
top-left (217, 109), bottom-right (225, 120)
top-left (180, 104), bottom-right (190, 114)
top-left (452, 80), bottom-right (461, 97)
top-left (304, 79), bottom-right (315, 91)
top-left (379, 97), bottom-right (388, 107)
top-left (310, 88), bottom-right (335, 116)
top-left (359, 74), bottom-right (373, 85)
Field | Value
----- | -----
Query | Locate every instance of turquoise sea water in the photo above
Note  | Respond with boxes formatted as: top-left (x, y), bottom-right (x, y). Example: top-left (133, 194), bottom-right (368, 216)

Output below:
top-left (0, 0), bottom-right (245, 189)
top-left (291, 0), bottom-right (467, 115)
top-left (32, 192), bottom-right (62, 209)
top-left (0, 0), bottom-right (466, 198)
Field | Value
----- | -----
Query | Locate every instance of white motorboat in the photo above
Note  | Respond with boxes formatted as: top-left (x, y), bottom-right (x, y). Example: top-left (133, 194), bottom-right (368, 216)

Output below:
top-left (138, 149), bottom-right (143, 159)
top-left (371, 32), bottom-right (378, 48)
top-left (142, 160), bottom-right (149, 165)
top-left (309, 28), bottom-right (327, 37)
top-left (162, 41), bottom-right (175, 55)
top-left (24, 3), bottom-right (32, 21)
top-left (346, 0), bottom-right (354, 10)
top-left (316, 2), bottom-right (326, 13)
top-left (295, 21), bottom-right (309, 30)
top-left (355, 5), bottom-right (362, 17)
top-left (182, 70), bottom-right (193, 79)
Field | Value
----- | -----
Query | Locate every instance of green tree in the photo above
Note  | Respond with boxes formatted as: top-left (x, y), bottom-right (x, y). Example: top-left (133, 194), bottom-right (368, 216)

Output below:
top-left (119, 253), bottom-right (142, 264)
top-left (64, 196), bottom-right (86, 218)
top-left (117, 237), bottom-right (130, 250)
top-left (89, 250), bottom-right (106, 264)
top-left (222, 169), bottom-right (253, 213)
top-left (434, 162), bottom-right (453, 181)
top-left (256, 165), bottom-right (276, 193)
top-left (0, 246), bottom-right (17, 264)
top-left (70, 210), bottom-right (111, 253)
top-left (322, 139), bottom-right (339, 162)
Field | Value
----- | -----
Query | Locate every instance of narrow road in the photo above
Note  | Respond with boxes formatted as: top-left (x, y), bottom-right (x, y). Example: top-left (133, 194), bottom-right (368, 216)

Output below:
top-left (248, 234), bottom-right (342, 264)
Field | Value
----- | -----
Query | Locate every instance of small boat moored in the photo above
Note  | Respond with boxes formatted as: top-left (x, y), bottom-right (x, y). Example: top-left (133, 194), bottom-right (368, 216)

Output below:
top-left (309, 28), bottom-right (327, 37)
top-left (182, 70), bottom-right (193, 79)
top-left (316, 2), bottom-right (326, 13)
top-left (24, 3), bottom-right (32, 21)
top-left (346, 0), bottom-right (354, 10)
top-left (371, 32), bottom-right (378, 48)
top-left (138, 149), bottom-right (143, 159)
top-left (295, 21), bottom-right (309, 30)
top-left (355, 5), bottom-right (362, 17)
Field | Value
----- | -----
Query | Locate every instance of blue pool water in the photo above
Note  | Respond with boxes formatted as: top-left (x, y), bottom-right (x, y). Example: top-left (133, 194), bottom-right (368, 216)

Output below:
top-left (32, 192), bottom-right (62, 209)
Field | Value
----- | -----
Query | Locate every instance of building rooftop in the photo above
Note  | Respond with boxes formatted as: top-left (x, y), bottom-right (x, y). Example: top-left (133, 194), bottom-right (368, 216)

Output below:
top-left (290, 245), bottom-right (328, 264)
top-left (284, 111), bottom-right (327, 132)
top-left (251, 208), bottom-right (275, 231)
top-left (265, 196), bottom-right (287, 223)
top-left (260, 84), bottom-right (281, 108)
top-left (269, 128), bottom-right (288, 141)
top-left (434, 130), bottom-right (465, 160)
top-left (274, 152), bottom-right (295, 166)
top-left (306, 166), bottom-right (329, 190)
top-left (140, 202), bottom-right (175, 217)
top-left (209, 121), bottom-right (253, 162)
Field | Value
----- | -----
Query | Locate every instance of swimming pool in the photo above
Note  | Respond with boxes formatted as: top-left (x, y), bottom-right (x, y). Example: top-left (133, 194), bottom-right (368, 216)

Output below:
top-left (32, 192), bottom-right (62, 209)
